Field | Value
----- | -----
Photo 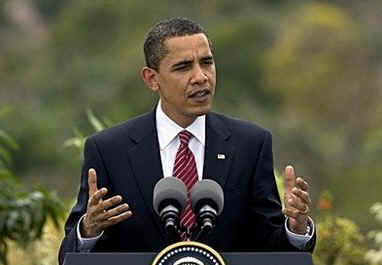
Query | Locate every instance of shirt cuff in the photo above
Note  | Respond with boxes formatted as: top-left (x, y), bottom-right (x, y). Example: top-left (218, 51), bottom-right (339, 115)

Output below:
top-left (285, 217), bottom-right (315, 250)
top-left (76, 215), bottom-right (103, 252)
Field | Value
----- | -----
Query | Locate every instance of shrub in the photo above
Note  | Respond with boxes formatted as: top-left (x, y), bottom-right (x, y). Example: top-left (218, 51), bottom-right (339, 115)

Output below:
top-left (0, 118), bottom-right (65, 265)
top-left (365, 202), bottom-right (382, 264)
top-left (313, 191), bottom-right (367, 265)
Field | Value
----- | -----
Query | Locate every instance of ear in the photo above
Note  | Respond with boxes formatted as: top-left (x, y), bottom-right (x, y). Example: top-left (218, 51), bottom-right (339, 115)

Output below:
top-left (141, 67), bottom-right (159, 92)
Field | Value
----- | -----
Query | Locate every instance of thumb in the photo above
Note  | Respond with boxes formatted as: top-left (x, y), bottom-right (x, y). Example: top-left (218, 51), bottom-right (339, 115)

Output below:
top-left (284, 165), bottom-right (296, 193)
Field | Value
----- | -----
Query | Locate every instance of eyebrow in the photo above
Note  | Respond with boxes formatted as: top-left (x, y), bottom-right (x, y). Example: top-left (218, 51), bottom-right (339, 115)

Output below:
top-left (201, 55), bottom-right (214, 61)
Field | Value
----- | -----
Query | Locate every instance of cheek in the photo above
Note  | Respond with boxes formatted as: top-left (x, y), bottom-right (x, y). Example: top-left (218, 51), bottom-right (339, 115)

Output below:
top-left (173, 79), bottom-right (189, 96)
top-left (167, 82), bottom-right (187, 101)
top-left (160, 76), bottom-right (190, 101)
top-left (209, 76), bottom-right (216, 91)
top-left (208, 69), bottom-right (216, 83)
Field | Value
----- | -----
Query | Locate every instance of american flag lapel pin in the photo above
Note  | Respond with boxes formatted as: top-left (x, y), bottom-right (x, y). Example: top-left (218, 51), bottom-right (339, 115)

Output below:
top-left (217, 154), bottom-right (225, 160)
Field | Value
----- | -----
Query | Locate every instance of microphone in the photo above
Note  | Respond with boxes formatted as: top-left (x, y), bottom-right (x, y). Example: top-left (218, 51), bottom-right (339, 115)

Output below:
top-left (153, 177), bottom-right (187, 239)
top-left (190, 179), bottom-right (224, 241)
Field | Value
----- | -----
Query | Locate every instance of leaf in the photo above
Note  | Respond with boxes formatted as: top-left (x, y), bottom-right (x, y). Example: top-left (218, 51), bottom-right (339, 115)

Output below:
top-left (86, 109), bottom-right (105, 132)
top-left (0, 130), bottom-right (19, 150)
top-left (0, 147), bottom-right (12, 166)
top-left (103, 117), bottom-right (114, 128)
top-left (0, 169), bottom-right (17, 182)
top-left (63, 138), bottom-right (83, 149)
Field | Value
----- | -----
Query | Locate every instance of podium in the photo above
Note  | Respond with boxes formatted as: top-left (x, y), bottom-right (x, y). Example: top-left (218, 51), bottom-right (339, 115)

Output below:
top-left (63, 252), bottom-right (313, 265)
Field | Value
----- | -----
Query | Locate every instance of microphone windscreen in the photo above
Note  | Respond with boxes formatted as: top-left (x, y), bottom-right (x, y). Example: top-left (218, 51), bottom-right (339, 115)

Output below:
top-left (190, 179), bottom-right (224, 215)
top-left (153, 177), bottom-right (187, 215)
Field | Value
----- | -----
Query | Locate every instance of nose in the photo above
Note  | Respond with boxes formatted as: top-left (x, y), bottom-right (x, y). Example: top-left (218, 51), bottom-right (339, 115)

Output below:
top-left (191, 64), bottom-right (208, 85)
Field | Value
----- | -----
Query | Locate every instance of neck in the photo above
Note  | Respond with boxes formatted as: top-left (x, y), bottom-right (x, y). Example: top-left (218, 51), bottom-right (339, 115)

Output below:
top-left (168, 113), bottom-right (196, 128)
top-left (159, 104), bottom-right (197, 128)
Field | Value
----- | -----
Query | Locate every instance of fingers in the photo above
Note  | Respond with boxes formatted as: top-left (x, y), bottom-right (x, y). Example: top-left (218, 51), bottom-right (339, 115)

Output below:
top-left (83, 209), bottom-right (132, 237)
top-left (107, 211), bottom-right (133, 224)
top-left (282, 207), bottom-right (308, 221)
top-left (283, 165), bottom-right (312, 234)
top-left (283, 193), bottom-right (310, 220)
top-left (286, 194), bottom-right (308, 212)
top-left (284, 185), bottom-right (312, 216)
top-left (284, 165), bottom-right (296, 193)
top-left (103, 195), bottom-right (123, 210)
top-left (84, 169), bottom-right (133, 236)
top-left (88, 168), bottom-right (98, 197)
top-left (96, 204), bottom-right (132, 231)
top-left (284, 166), bottom-right (311, 204)
top-left (88, 187), bottom-right (108, 207)
top-left (88, 194), bottom-right (125, 215)
top-left (102, 203), bottom-right (130, 219)
top-left (296, 177), bottom-right (309, 192)
top-left (99, 210), bottom-right (133, 230)
top-left (92, 195), bottom-right (122, 215)
top-left (83, 195), bottom-right (133, 237)
top-left (283, 196), bottom-right (309, 235)
top-left (291, 186), bottom-right (311, 205)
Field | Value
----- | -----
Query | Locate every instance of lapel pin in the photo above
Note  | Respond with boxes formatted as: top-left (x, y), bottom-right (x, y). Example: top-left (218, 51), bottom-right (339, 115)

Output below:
top-left (217, 154), bottom-right (226, 160)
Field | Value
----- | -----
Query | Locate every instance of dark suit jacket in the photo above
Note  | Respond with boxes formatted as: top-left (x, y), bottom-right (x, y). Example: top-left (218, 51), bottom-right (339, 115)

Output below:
top-left (58, 109), bottom-right (315, 265)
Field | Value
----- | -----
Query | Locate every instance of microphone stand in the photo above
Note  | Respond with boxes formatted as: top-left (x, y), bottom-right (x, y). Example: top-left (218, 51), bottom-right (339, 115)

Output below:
top-left (189, 222), bottom-right (213, 242)
top-left (190, 205), bottom-right (217, 242)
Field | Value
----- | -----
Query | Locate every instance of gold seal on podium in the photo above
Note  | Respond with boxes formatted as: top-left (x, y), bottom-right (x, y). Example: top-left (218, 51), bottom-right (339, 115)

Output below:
top-left (152, 241), bottom-right (226, 265)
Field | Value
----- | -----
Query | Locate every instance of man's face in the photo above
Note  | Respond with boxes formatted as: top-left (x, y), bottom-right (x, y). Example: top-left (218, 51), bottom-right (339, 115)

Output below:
top-left (154, 33), bottom-right (216, 127)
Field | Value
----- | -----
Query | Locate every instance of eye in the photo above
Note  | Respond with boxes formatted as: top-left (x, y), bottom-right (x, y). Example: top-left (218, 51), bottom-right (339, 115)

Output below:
top-left (202, 58), bottom-right (214, 65)
top-left (173, 64), bottom-right (192, 72)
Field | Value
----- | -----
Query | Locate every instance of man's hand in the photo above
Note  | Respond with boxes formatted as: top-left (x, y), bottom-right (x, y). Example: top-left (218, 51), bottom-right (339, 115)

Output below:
top-left (282, 165), bottom-right (312, 235)
top-left (81, 168), bottom-right (133, 238)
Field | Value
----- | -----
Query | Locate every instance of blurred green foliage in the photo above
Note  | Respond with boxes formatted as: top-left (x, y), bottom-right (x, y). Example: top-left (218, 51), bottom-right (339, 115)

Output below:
top-left (0, 114), bottom-right (65, 265)
top-left (314, 191), bottom-right (368, 265)
top-left (64, 109), bottom-right (109, 158)
top-left (366, 203), bottom-right (382, 264)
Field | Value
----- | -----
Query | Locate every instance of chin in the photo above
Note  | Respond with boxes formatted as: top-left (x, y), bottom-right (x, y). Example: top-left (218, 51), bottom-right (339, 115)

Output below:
top-left (185, 102), bottom-right (213, 118)
top-left (194, 106), bottom-right (211, 116)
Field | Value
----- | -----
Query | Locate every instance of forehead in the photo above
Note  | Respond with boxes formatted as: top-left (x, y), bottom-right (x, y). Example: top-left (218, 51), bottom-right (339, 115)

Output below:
top-left (162, 33), bottom-right (212, 62)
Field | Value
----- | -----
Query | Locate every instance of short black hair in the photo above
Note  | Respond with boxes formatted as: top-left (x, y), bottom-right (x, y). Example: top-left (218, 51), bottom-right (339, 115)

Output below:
top-left (143, 17), bottom-right (212, 71)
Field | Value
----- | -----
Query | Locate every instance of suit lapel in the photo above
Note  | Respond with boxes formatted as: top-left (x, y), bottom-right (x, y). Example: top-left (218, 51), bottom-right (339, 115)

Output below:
top-left (125, 111), bottom-right (235, 239)
top-left (126, 110), bottom-right (166, 238)
top-left (203, 113), bottom-right (235, 190)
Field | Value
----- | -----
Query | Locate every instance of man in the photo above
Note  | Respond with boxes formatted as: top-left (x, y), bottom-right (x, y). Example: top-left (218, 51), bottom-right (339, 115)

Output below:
top-left (58, 17), bottom-right (315, 265)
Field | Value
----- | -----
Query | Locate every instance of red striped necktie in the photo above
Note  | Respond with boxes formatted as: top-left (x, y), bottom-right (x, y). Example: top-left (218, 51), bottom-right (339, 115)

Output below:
top-left (172, 130), bottom-right (198, 240)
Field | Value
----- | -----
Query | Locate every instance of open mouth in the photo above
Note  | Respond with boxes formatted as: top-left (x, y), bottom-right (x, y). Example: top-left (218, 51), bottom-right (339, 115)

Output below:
top-left (189, 89), bottom-right (211, 98)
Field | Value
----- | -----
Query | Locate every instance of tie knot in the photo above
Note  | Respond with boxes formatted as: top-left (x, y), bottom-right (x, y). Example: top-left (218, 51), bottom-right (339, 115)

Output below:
top-left (179, 130), bottom-right (193, 145)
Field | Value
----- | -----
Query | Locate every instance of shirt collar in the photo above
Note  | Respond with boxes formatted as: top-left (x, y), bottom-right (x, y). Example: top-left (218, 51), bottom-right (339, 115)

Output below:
top-left (156, 100), bottom-right (205, 150)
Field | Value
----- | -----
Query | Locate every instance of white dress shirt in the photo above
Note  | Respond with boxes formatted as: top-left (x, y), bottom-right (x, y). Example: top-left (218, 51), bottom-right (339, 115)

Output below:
top-left (77, 101), bottom-right (314, 250)
top-left (156, 101), bottom-right (205, 180)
